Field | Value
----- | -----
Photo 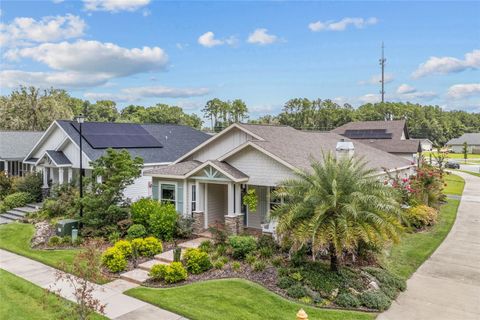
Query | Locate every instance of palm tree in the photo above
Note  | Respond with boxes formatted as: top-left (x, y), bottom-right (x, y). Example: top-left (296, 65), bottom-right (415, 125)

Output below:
top-left (271, 153), bottom-right (403, 272)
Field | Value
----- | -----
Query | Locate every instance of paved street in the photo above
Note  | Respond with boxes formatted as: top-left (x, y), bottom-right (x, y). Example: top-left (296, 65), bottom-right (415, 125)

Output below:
top-left (378, 171), bottom-right (480, 320)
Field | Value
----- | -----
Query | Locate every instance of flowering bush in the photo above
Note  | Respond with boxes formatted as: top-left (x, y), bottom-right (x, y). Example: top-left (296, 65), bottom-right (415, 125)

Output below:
top-left (405, 205), bottom-right (438, 229)
top-left (410, 163), bottom-right (445, 208)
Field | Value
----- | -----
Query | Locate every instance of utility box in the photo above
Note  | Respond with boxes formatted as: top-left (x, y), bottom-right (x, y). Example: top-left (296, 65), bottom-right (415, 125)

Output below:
top-left (56, 219), bottom-right (79, 237)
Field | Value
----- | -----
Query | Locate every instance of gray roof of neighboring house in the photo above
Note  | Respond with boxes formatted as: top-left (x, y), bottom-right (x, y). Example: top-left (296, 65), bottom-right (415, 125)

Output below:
top-left (358, 139), bottom-right (421, 154)
top-left (55, 120), bottom-right (210, 164)
top-left (0, 131), bottom-right (44, 160)
top-left (45, 150), bottom-right (71, 165)
top-left (447, 133), bottom-right (480, 146)
top-left (237, 123), bottom-right (413, 172)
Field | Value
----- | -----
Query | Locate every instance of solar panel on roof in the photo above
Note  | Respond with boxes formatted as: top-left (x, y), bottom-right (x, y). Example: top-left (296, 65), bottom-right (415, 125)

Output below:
top-left (71, 122), bottom-right (163, 149)
top-left (344, 129), bottom-right (392, 139)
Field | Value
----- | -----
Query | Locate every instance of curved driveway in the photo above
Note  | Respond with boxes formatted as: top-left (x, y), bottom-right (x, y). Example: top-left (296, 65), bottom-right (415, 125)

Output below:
top-left (378, 171), bottom-right (480, 320)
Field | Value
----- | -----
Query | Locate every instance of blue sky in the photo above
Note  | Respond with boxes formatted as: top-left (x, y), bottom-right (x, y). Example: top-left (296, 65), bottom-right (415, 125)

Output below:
top-left (1, 0), bottom-right (479, 118)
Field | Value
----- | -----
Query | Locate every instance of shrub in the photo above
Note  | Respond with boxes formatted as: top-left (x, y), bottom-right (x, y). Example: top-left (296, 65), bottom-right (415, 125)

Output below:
top-left (148, 203), bottom-right (178, 241)
top-left (290, 272), bottom-right (303, 282)
top-left (41, 184), bottom-right (78, 218)
top-left (257, 234), bottom-right (277, 250)
top-left (130, 238), bottom-right (145, 257)
top-left (101, 247), bottom-right (127, 273)
top-left (48, 236), bottom-right (62, 247)
top-left (62, 236), bottom-right (72, 245)
top-left (108, 231), bottom-right (121, 244)
top-left (363, 267), bottom-right (406, 292)
top-left (213, 260), bottom-right (225, 269)
top-left (12, 172), bottom-right (43, 202)
top-left (198, 240), bottom-right (214, 253)
top-left (258, 246), bottom-right (273, 259)
top-left (127, 224), bottom-right (147, 239)
top-left (277, 276), bottom-right (296, 289)
top-left (0, 173), bottom-right (13, 200)
top-left (405, 205), bottom-right (438, 229)
top-left (140, 237), bottom-right (163, 257)
top-left (228, 235), bottom-right (257, 259)
top-left (149, 263), bottom-right (168, 280)
top-left (286, 284), bottom-right (307, 299)
top-left (117, 219), bottom-right (133, 236)
top-left (299, 296), bottom-right (313, 304)
top-left (209, 224), bottom-right (228, 244)
top-left (183, 248), bottom-right (212, 274)
top-left (232, 261), bottom-right (241, 271)
top-left (175, 215), bottom-right (194, 238)
top-left (360, 291), bottom-right (391, 311)
top-left (173, 247), bottom-right (182, 262)
top-left (215, 243), bottom-right (227, 256)
top-left (335, 293), bottom-right (361, 308)
top-left (1, 192), bottom-right (33, 212)
top-left (113, 240), bottom-right (132, 258)
top-left (131, 198), bottom-right (160, 226)
top-left (252, 260), bottom-right (266, 272)
top-left (218, 256), bottom-right (229, 264)
top-left (272, 256), bottom-right (285, 267)
top-left (245, 253), bottom-right (257, 265)
top-left (164, 262), bottom-right (187, 284)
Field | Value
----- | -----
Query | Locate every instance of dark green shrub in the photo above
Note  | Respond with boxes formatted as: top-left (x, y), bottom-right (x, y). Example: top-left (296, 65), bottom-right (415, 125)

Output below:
top-left (335, 293), bottom-right (361, 308)
top-left (2, 192), bottom-right (33, 212)
top-left (164, 262), bottom-right (187, 284)
top-left (257, 234), bottom-right (277, 249)
top-left (252, 260), bottom-right (266, 272)
top-left (148, 203), bottom-right (178, 241)
top-left (149, 264), bottom-right (168, 280)
top-left (41, 185), bottom-right (78, 217)
top-left (286, 284), bottom-right (307, 299)
top-left (277, 267), bottom-right (289, 277)
top-left (62, 236), bottom-right (72, 245)
top-left (48, 236), bottom-right (61, 247)
top-left (101, 247), bottom-right (127, 273)
top-left (0, 173), bottom-right (13, 200)
top-left (363, 267), bottom-right (406, 291)
top-left (108, 231), bottom-right (121, 244)
top-left (277, 276), bottom-right (296, 289)
top-left (228, 235), bottom-right (257, 259)
top-left (291, 246), bottom-right (308, 267)
top-left (183, 248), bottom-right (212, 274)
top-left (381, 285), bottom-right (398, 299)
top-left (360, 291), bottom-right (391, 311)
top-left (127, 224), bottom-right (147, 239)
top-left (245, 253), bottom-right (257, 265)
top-left (175, 215), bottom-right (194, 238)
top-left (271, 256), bottom-right (285, 267)
top-left (12, 172), bottom-right (43, 202)
top-left (199, 240), bottom-right (214, 253)
top-left (258, 246), bottom-right (273, 259)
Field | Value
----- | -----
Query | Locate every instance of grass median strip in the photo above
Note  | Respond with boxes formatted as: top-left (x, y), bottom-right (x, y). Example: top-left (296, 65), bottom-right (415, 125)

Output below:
top-left (443, 173), bottom-right (465, 196)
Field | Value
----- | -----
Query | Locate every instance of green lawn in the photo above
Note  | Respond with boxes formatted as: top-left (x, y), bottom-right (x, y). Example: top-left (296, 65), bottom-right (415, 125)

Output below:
top-left (126, 279), bottom-right (374, 320)
top-left (0, 269), bottom-right (106, 320)
top-left (381, 199), bottom-right (460, 279)
top-left (457, 170), bottom-right (480, 178)
top-left (423, 151), bottom-right (480, 159)
top-left (443, 173), bottom-right (465, 195)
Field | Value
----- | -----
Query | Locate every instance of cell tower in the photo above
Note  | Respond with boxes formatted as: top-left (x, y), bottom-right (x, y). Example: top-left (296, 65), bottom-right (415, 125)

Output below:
top-left (379, 42), bottom-right (386, 104)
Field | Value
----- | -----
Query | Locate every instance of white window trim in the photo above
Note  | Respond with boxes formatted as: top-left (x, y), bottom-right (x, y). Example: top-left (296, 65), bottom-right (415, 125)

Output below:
top-left (158, 180), bottom-right (178, 210)
top-left (189, 182), bottom-right (197, 215)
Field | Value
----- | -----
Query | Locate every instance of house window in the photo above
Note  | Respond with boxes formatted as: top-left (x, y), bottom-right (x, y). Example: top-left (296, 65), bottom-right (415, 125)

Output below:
top-left (269, 187), bottom-right (282, 212)
top-left (160, 184), bottom-right (176, 205)
top-left (191, 185), bottom-right (197, 213)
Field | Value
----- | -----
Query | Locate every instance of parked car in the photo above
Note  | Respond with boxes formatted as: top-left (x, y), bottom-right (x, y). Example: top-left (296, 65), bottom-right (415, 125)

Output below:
top-left (445, 161), bottom-right (460, 169)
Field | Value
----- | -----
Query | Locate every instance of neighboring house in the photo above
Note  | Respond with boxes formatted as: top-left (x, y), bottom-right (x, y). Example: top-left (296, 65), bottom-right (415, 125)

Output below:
top-left (145, 123), bottom-right (415, 236)
top-left (446, 133), bottom-right (480, 154)
top-left (331, 120), bottom-right (421, 161)
top-left (412, 138), bottom-right (434, 151)
top-left (23, 121), bottom-right (210, 200)
top-left (0, 131), bottom-right (44, 176)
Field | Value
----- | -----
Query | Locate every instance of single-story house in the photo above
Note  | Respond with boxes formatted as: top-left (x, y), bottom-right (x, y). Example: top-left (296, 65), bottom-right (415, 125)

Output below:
top-left (23, 120), bottom-right (210, 200)
top-left (145, 123), bottom-right (415, 236)
top-left (331, 120), bottom-right (421, 161)
top-left (446, 133), bottom-right (480, 154)
top-left (412, 138), bottom-right (434, 151)
top-left (0, 131), bottom-right (44, 176)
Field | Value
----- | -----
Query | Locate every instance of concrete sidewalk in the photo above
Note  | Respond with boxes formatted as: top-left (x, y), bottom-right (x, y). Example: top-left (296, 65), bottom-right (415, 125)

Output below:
top-left (0, 249), bottom-right (186, 320)
top-left (378, 171), bottom-right (480, 320)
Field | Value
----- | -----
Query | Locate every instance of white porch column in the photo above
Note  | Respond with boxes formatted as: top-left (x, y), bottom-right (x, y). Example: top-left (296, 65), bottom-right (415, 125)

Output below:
top-left (196, 180), bottom-right (204, 212)
top-left (58, 168), bottom-right (64, 184)
top-left (234, 183), bottom-right (242, 214)
top-left (67, 168), bottom-right (73, 183)
top-left (42, 167), bottom-right (48, 187)
top-left (183, 180), bottom-right (188, 216)
top-left (227, 182), bottom-right (235, 216)
top-left (3, 160), bottom-right (7, 175)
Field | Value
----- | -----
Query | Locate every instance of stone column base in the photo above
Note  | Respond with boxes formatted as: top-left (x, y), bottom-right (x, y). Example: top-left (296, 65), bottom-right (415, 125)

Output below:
top-left (41, 186), bottom-right (50, 200)
top-left (224, 214), bottom-right (244, 235)
top-left (192, 211), bottom-right (205, 234)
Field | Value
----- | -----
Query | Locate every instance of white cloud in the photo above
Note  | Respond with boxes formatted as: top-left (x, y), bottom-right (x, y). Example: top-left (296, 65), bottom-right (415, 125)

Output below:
top-left (5, 40), bottom-right (168, 77)
top-left (358, 73), bottom-right (394, 85)
top-left (84, 85), bottom-right (210, 102)
top-left (0, 14), bottom-right (86, 47)
top-left (447, 83), bottom-right (480, 99)
top-left (359, 93), bottom-right (380, 104)
top-left (396, 84), bottom-right (416, 94)
top-left (197, 31), bottom-right (236, 48)
top-left (412, 49), bottom-right (480, 78)
top-left (83, 0), bottom-right (150, 12)
top-left (0, 70), bottom-right (110, 89)
top-left (309, 17), bottom-right (378, 32)
top-left (247, 28), bottom-right (278, 45)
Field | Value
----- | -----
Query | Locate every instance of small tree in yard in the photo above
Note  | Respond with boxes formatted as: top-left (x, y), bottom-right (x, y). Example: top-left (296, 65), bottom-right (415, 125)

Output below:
top-left (271, 153), bottom-right (403, 272)
top-left (463, 142), bottom-right (468, 164)
top-left (432, 147), bottom-right (448, 171)
top-left (81, 148), bottom-right (143, 236)
top-left (48, 239), bottom-right (106, 320)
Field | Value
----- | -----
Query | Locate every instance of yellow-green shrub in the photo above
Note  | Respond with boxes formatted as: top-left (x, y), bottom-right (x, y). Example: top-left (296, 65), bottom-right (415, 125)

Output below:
top-left (114, 240), bottom-right (132, 257)
top-left (149, 263), bottom-right (168, 280)
top-left (164, 262), bottom-right (187, 284)
top-left (405, 205), bottom-right (438, 229)
top-left (183, 248), bottom-right (212, 274)
top-left (140, 237), bottom-right (163, 257)
top-left (101, 247), bottom-right (127, 273)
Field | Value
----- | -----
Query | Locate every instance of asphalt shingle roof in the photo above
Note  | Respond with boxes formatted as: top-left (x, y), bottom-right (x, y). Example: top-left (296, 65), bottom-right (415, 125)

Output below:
top-left (0, 131), bottom-right (43, 160)
top-left (447, 133), bottom-right (480, 146)
top-left (45, 150), bottom-right (71, 165)
top-left (56, 120), bottom-right (210, 164)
